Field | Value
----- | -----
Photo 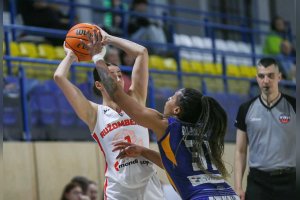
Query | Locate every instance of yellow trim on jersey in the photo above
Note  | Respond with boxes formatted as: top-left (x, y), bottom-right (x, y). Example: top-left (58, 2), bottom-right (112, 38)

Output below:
top-left (165, 170), bottom-right (179, 193)
top-left (161, 133), bottom-right (177, 166)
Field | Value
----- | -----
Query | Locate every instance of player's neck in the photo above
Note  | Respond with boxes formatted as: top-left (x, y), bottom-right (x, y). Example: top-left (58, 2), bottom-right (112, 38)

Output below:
top-left (103, 99), bottom-right (121, 112)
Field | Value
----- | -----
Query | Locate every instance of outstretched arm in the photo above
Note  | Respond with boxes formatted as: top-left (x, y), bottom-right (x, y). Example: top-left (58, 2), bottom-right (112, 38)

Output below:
top-left (95, 59), bottom-right (166, 139)
top-left (112, 141), bottom-right (164, 169)
top-left (97, 28), bottom-right (149, 104)
top-left (53, 44), bottom-right (98, 131)
top-left (87, 30), bottom-right (168, 140)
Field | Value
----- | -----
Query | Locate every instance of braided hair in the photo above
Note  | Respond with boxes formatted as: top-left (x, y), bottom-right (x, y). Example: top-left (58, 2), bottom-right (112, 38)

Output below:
top-left (175, 88), bottom-right (229, 179)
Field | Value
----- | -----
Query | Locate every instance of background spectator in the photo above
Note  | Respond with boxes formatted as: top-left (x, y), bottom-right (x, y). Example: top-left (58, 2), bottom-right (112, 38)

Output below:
top-left (262, 16), bottom-right (293, 56)
top-left (103, 0), bottom-right (128, 37)
top-left (277, 40), bottom-right (296, 81)
top-left (60, 182), bottom-right (83, 200)
top-left (71, 176), bottom-right (90, 197)
top-left (86, 180), bottom-right (98, 200)
top-left (128, 0), bottom-right (167, 53)
top-left (17, 0), bottom-right (75, 45)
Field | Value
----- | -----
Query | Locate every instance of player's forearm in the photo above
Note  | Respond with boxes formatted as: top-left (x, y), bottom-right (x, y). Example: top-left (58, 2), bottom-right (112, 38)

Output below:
top-left (234, 151), bottom-right (247, 190)
top-left (106, 35), bottom-right (147, 57)
top-left (95, 60), bottom-right (120, 99)
top-left (141, 147), bottom-right (164, 169)
top-left (54, 53), bottom-right (76, 80)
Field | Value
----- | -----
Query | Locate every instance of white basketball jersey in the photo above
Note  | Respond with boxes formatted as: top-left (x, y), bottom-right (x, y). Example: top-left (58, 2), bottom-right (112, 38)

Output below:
top-left (91, 105), bottom-right (156, 188)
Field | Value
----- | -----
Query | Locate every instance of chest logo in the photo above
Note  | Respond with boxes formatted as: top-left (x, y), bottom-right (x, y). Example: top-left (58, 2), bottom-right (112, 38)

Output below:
top-left (279, 114), bottom-right (290, 124)
top-left (249, 117), bottom-right (261, 121)
top-left (104, 109), bottom-right (110, 114)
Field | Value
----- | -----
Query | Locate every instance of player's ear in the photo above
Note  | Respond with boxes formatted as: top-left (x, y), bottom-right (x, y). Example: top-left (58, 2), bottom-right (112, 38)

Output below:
top-left (173, 106), bottom-right (181, 115)
top-left (95, 81), bottom-right (104, 91)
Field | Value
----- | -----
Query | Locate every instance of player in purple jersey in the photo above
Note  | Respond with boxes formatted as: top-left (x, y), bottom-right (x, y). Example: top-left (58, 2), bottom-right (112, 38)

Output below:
top-left (87, 29), bottom-right (239, 200)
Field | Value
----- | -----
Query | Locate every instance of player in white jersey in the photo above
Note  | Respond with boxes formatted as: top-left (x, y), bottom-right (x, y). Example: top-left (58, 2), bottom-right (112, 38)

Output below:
top-left (54, 28), bottom-right (164, 200)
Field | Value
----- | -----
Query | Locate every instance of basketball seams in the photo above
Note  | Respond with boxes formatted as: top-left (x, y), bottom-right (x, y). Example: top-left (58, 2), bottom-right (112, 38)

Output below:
top-left (66, 36), bottom-right (89, 42)
top-left (65, 40), bottom-right (90, 58)
top-left (65, 38), bottom-right (90, 55)
top-left (67, 26), bottom-right (95, 34)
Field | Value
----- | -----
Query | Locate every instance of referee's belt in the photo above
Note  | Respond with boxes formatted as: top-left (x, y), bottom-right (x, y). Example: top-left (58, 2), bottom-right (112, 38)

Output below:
top-left (250, 167), bottom-right (296, 176)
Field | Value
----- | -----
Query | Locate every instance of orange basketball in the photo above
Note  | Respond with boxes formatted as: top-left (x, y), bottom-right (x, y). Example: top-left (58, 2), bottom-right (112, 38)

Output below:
top-left (65, 23), bottom-right (99, 61)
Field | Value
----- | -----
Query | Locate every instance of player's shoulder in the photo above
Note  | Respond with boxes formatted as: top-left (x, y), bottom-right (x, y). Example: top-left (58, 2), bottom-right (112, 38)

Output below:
top-left (127, 90), bottom-right (146, 106)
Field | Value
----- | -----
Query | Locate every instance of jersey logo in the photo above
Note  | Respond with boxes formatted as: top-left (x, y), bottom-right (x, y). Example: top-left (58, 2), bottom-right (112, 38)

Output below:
top-left (249, 117), bottom-right (261, 121)
top-left (279, 113), bottom-right (290, 124)
top-left (104, 108), bottom-right (110, 114)
top-left (114, 161), bottom-right (119, 171)
top-left (114, 159), bottom-right (148, 171)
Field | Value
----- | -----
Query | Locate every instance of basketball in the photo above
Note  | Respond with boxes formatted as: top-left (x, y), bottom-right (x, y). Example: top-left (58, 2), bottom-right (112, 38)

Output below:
top-left (65, 23), bottom-right (99, 61)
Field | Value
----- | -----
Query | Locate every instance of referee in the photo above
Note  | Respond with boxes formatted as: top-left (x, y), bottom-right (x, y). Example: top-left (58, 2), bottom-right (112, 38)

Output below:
top-left (234, 57), bottom-right (296, 200)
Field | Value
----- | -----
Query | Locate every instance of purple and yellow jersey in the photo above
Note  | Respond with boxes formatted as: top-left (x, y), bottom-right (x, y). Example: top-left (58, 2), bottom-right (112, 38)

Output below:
top-left (157, 117), bottom-right (237, 200)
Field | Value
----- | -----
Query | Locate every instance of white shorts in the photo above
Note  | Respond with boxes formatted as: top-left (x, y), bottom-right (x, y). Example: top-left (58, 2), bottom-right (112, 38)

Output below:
top-left (104, 173), bottom-right (165, 200)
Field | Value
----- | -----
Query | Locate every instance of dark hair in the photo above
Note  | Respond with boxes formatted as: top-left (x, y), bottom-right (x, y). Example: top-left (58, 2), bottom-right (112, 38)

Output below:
top-left (257, 57), bottom-right (279, 69)
top-left (92, 62), bottom-right (119, 97)
top-left (176, 88), bottom-right (228, 178)
top-left (71, 176), bottom-right (90, 195)
top-left (60, 182), bottom-right (81, 200)
top-left (88, 180), bottom-right (97, 185)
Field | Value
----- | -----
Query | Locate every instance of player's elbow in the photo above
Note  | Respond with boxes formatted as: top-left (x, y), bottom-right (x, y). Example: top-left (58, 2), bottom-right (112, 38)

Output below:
top-left (53, 72), bottom-right (65, 84)
top-left (235, 146), bottom-right (247, 157)
top-left (137, 47), bottom-right (148, 56)
top-left (53, 72), bottom-right (60, 82)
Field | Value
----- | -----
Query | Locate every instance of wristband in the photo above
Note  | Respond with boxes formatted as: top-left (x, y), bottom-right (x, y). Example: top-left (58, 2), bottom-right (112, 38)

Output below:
top-left (92, 46), bottom-right (107, 63)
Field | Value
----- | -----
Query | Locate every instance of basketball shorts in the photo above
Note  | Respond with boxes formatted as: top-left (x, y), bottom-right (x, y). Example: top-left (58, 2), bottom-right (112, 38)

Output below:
top-left (104, 173), bottom-right (165, 200)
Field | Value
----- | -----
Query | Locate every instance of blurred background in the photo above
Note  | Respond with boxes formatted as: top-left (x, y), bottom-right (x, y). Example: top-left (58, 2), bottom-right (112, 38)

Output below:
top-left (3, 0), bottom-right (296, 200)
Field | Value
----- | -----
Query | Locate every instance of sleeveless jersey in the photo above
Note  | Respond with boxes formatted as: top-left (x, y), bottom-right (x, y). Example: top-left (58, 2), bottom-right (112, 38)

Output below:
top-left (158, 117), bottom-right (237, 200)
top-left (91, 105), bottom-right (156, 189)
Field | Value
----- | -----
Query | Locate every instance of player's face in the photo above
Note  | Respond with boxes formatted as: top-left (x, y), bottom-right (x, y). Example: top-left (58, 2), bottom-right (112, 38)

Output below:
top-left (164, 91), bottom-right (181, 116)
top-left (256, 64), bottom-right (281, 95)
top-left (108, 66), bottom-right (125, 89)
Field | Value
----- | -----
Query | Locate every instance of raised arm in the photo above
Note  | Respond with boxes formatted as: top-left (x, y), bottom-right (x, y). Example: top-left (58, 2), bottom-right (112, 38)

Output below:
top-left (86, 30), bottom-right (167, 139)
top-left (98, 28), bottom-right (149, 105)
top-left (234, 129), bottom-right (248, 200)
top-left (53, 45), bottom-right (98, 132)
top-left (96, 59), bottom-right (167, 139)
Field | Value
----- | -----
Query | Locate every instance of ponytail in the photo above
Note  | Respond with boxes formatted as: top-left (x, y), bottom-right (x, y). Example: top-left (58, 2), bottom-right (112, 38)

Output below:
top-left (198, 96), bottom-right (228, 178)
top-left (175, 88), bottom-right (228, 178)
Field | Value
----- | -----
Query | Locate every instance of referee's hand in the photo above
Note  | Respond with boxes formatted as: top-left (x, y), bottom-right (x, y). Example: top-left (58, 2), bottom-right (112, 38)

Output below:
top-left (235, 188), bottom-right (245, 200)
